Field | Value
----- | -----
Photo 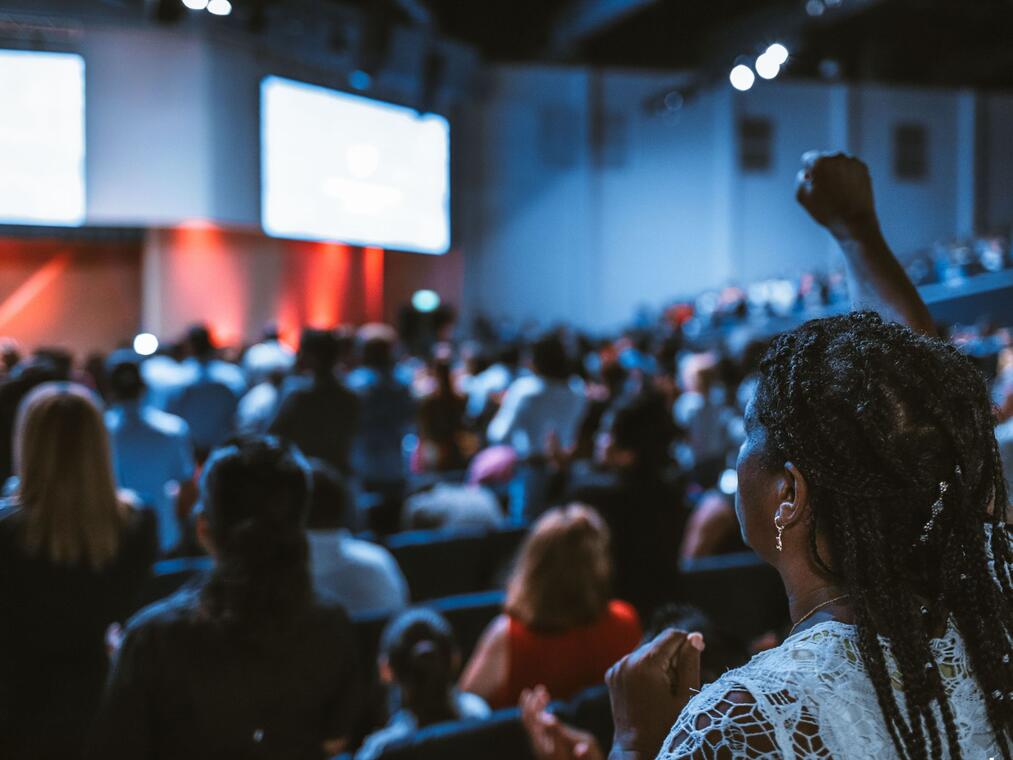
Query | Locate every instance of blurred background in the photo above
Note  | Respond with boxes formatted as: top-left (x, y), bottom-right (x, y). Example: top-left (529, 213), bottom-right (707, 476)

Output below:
top-left (0, 0), bottom-right (1010, 352)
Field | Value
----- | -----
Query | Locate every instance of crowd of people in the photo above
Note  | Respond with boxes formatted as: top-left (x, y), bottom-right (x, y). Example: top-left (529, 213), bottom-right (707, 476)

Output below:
top-left (0, 151), bottom-right (1010, 759)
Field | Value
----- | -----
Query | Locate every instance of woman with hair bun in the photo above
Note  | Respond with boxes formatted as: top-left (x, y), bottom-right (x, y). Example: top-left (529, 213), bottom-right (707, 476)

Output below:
top-left (355, 608), bottom-right (491, 760)
top-left (89, 436), bottom-right (362, 760)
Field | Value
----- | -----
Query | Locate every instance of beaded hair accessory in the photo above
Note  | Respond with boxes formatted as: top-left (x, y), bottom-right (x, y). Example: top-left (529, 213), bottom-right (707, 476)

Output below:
top-left (918, 464), bottom-right (961, 544)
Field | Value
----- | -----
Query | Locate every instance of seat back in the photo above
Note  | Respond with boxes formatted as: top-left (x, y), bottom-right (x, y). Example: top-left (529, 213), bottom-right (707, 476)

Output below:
top-left (385, 528), bottom-right (489, 601)
top-left (375, 707), bottom-right (533, 760)
top-left (136, 556), bottom-right (213, 612)
top-left (680, 551), bottom-right (788, 642)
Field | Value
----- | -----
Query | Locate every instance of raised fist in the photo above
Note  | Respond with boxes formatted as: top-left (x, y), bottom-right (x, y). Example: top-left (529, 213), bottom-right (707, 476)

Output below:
top-left (795, 151), bottom-right (879, 237)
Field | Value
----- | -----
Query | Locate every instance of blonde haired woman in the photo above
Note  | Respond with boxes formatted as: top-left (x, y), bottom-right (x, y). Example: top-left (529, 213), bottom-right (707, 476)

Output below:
top-left (0, 382), bottom-right (157, 760)
top-left (460, 504), bottom-right (642, 708)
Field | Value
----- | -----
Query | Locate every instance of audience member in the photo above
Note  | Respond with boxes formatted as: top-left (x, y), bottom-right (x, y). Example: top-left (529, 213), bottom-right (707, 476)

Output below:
top-left (465, 342), bottom-right (521, 422)
top-left (678, 490), bottom-right (744, 560)
top-left (269, 328), bottom-right (359, 473)
top-left (532, 153), bottom-right (1013, 760)
top-left (673, 351), bottom-right (739, 486)
top-left (402, 481), bottom-right (505, 531)
top-left (104, 350), bottom-right (197, 554)
top-left (306, 459), bottom-right (409, 616)
top-left (166, 324), bottom-right (245, 458)
top-left (415, 356), bottom-right (470, 473)
top-left (459, 505), bottom-right (641, 709)
top-left (567, 392), bottom-right (687, 617)
top-left (242, 323), bottom-right (295, 385)
top-left (0, 383), bottom-right (157, 760)
top-left (0, 351), bottom-right (69, 480)
top-left (355, 608), bottom-right (491, 760)
top-left (89, 436), bottom-right (362, 759)
top-left (347, 324), bottom-right (416, 490)
top-left (488, 333), bottom-right (586, 459)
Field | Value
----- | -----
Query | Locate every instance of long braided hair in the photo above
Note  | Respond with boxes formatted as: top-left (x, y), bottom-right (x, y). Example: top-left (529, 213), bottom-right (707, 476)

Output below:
top-left (753, 311), bottom-right (1012, 760)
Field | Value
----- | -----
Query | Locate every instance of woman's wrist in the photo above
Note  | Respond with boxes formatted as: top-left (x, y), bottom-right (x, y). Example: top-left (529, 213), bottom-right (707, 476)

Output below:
top-left (828, 213), bottom-right (882, 246)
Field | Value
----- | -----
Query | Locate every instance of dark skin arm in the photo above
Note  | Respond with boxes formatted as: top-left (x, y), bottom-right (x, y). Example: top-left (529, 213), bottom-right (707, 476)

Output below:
top-left (795, 151), bottom-right (937, 337)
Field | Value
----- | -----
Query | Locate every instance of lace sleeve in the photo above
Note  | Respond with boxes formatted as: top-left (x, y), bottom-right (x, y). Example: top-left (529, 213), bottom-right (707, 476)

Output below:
top-left (658, 681), bottom-right (831, 759)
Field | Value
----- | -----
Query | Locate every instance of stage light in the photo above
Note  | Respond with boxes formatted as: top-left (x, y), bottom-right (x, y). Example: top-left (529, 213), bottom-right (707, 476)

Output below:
top-left (719, 469), bottom-right (738, 495)
top-left (806, 0), bottom-right (825, 16)
top-left (755, 52), bottom-right (780, 80)
top-left (411, 289), bottom-right (441, 313)
top-left (133, 333), bottom-right (159, 356)
top-left (766, 43), bottom-right (789, 65)
top-left (207, 0), bottom-right (231, 16)
top-left (729, 64), bottom-right (755, 92)
top-left (181, 0), bottom-right (208, 9)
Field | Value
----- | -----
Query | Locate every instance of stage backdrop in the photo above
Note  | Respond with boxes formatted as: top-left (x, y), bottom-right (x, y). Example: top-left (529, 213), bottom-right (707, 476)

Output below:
top-left (0, 227), bottom-right (462, 356)
top-left (0, 236), bottom-right (142, 355)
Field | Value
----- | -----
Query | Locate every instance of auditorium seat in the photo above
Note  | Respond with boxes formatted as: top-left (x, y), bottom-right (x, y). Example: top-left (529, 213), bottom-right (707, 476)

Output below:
top-left (384, 527), bottom-right (489, 601)
top-left (427, 590), bottom-right (505, 659)
top-left (383, 523), bottom-right (527, 602)
top-left (679, 551), bottom-right (788, 642)
top-left (353, 683), bottom-right (611, 760)
top-left (135, 556), bottom-right (213, 612)
top-left (363, 707), bottom-right (534, 760)
top-left (352, 590), bottom-right (505, 669)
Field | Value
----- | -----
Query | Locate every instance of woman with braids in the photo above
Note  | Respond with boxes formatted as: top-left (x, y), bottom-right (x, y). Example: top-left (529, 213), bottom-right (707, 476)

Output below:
top-left (521, 152), bottom-right (1012, 760)
top-left (88, 436), bottom-right (362, 759)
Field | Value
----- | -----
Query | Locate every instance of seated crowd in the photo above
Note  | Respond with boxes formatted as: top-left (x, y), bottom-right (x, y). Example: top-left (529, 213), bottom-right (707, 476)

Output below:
top-left (0, 152), bottom-right (1010, 759)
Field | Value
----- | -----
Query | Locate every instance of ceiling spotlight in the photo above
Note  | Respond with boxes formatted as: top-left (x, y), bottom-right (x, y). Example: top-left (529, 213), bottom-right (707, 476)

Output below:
top-left (181, 0), bottom-right (208, 8)
top-left (729, 64), bottom-right (755, 92)
top-left (207, 0), bottom-right (232, 16)
top-left (755, 52), bottom-right (781, 80)
top-left (766, 43), bottom-right (790, 65)
top-left (805, 0), bottom-right (825, 16)
top-left (133, 333), bottom-right (159, 356)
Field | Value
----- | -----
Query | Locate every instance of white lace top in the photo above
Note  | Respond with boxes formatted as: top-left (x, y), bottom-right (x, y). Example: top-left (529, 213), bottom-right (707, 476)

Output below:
top-left (660, 523), bottom-right (1012, 759)
top-left (658, 619), bottom-right (1007, 759)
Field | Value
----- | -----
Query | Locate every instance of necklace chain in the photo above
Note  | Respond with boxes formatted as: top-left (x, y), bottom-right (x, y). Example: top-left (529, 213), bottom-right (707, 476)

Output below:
top-left (789, 593), bottom-right (851, 637)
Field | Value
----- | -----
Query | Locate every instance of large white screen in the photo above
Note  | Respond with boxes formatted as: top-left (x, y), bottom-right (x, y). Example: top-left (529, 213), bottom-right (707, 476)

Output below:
top-left (0, 50), bottom-right (86, 226)
top-left (261, 76), bottom-right (450, 254)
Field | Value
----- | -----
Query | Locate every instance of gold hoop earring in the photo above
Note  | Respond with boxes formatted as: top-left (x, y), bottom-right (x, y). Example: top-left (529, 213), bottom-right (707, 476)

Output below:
top-left (774, 515), bottom-right (784, 552)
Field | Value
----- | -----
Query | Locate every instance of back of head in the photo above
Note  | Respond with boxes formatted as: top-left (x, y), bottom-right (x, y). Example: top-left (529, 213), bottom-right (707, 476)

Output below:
top-left (381, 608), bottom-right (459, 727)
top-left (298, 328), bottom-right (340, 376)
top-left (609, 391), bottom-right (677, 472)
top-left (753, 310), bottom-right (1012, 756)
top-left (187, 324), bottom-right (215, 360)
top-left (15, 382), bottom-right (123, 569)
top-left (305, 458), bottom-right (349, 531)
top-left (105, 350), bottom-right (145, 402)
top-left (506, 504), bottom-right (612, 633)
top-left (200, 436), bottom-right (312, 634)
top-left (531, 333), bottom-right (571, 382)
top-left (359, 323), bottom-right (397, 370)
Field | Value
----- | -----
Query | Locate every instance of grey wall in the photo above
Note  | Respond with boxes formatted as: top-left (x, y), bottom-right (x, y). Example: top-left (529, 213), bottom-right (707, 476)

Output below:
top-left (460, 65), bottom-right (1009, 331)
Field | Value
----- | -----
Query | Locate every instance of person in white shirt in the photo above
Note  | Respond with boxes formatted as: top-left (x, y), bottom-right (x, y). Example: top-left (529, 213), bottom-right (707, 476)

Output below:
top-left (487, 334), bottom-right (586, 459)
top-left (241, 324), bottom-right (295, 387)
top-left (465, 344), bottom-right (521, 420)
top-left (104, 350), bottom-right (197, 554)
top-left (305, 459), bottom-right (409, 617)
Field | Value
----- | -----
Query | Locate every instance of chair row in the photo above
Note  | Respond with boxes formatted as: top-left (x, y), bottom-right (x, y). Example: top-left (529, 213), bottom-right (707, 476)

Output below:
top-left (340, 684), bottom-right (612, 760)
